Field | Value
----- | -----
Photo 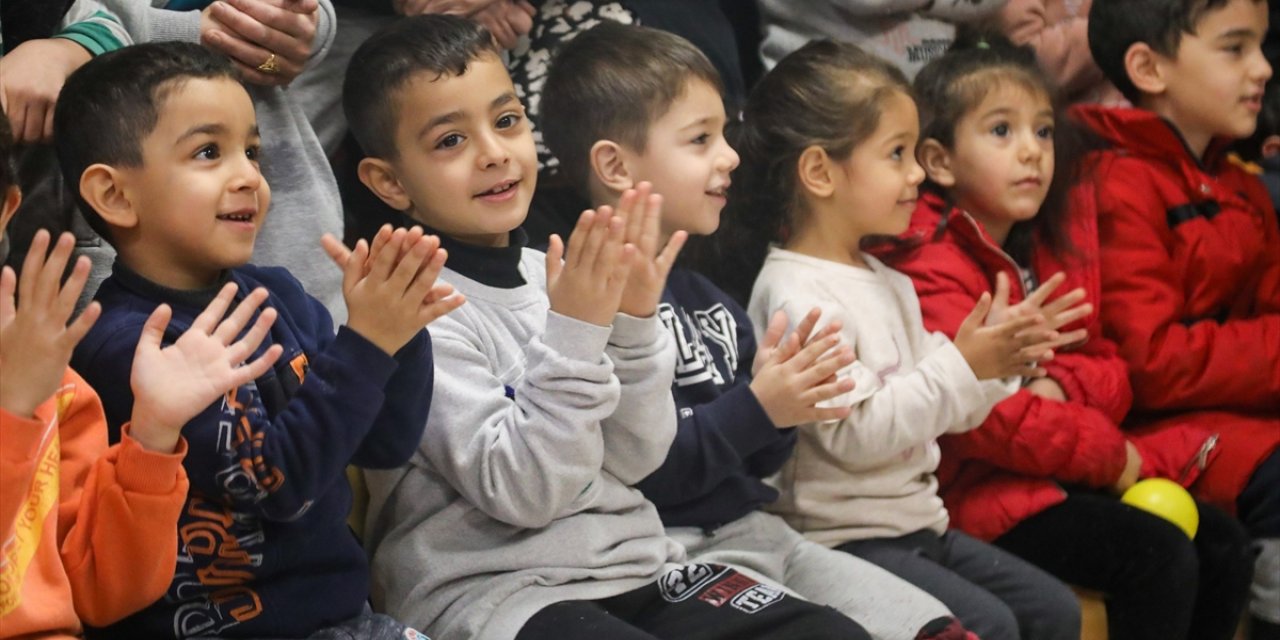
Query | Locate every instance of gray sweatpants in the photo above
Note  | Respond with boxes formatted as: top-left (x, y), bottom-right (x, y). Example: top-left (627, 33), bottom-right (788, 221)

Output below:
top-left (667, 511), bottom-right (953, 640)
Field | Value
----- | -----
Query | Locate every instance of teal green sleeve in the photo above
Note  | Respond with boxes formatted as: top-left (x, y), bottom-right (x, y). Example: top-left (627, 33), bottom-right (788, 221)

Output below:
top-left (52, 5), bottom-right (131, 56)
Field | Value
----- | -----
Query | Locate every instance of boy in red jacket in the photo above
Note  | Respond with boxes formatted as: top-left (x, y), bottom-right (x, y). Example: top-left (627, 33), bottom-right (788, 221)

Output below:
top-left (0, 115), bottom-right (281, 638)
top-left (1079, 0), bottom-right (1280, 636)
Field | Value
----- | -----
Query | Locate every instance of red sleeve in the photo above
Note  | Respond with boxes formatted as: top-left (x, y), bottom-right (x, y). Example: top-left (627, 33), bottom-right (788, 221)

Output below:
top-left (1042, 344), bottom-right (1132, 424)
top-left (54, 372), bottom-right (189, 627)
top-left (903, 246), bottom-right (1128, 488)
top-left (1096, 164), bottom-right (1280, 412)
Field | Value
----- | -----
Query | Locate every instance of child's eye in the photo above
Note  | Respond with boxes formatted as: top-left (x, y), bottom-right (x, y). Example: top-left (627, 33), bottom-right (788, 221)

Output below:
top-left (1225, 44), bottom-right (1245, 55)
top-left (691, 133), bottom-right (710, 145)
top-left (246, 144), bottom-right (261, 162)
top-left (1037, 125), bottom-right (1054, 139)
top-left (195, 144), bottom-right (220, 160)
top-left (496, 112), bottom-right (521, 129)
top-left (436, 133), bottom-right (464, 150)
top-left (890, 145), bottom-right (905, 160)
top-left (991, 123), bottom-right (1010, 137)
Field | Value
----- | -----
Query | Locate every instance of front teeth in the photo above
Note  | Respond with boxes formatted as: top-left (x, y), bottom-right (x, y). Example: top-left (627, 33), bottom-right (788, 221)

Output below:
top-left (483, 182), bottom-right (515, 195)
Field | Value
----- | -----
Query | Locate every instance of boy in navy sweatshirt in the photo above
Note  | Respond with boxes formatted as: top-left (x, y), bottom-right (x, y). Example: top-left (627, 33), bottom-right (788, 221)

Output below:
top-left (56, 42), bottom-right (458, 639)
top-left (541, 22), bottom-right (979, 640)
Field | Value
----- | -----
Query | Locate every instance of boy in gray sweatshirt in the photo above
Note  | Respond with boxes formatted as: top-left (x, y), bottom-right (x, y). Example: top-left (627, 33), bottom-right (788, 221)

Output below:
top-left (342, 14), bottom-right (874, 640)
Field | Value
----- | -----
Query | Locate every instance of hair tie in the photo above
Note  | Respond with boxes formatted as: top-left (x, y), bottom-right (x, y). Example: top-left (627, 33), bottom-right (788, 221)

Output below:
top-left (976, 39), bottom-right (990, 49)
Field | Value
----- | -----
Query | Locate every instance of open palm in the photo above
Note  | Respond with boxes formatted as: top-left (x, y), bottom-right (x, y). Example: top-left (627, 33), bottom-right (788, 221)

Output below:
top-left (129, 284), bottom-right (283, 448)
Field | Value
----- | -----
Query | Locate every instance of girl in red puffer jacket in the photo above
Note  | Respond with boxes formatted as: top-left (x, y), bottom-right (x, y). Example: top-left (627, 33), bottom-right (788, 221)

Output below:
top-left (882, 37), bottom-right (1254, 640)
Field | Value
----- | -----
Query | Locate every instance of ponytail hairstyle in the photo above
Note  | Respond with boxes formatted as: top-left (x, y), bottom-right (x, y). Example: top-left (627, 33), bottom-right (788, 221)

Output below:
top-left (913, 33), bottom-right (1095, 265)
top-left (704, 40), bottom-right (910, 304)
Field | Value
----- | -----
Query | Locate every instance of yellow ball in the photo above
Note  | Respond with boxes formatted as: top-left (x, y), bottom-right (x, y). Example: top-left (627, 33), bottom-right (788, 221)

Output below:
top-left (1121, 478), bottom-right (1200, 539)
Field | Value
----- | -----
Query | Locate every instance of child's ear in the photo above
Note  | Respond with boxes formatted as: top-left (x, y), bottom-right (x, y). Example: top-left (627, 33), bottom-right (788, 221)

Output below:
top-left (1262, 135), bottom-right (1280, 159)
top-left (589, 139), bottom-right (635, 192)
top-left (358, 157), bottom-right (412, 211)
top-left (81, 164), bottom-right (139, 229)
top-left (796, 145), bottom-right (836, 198)
top-left (1124, 42), bottom-right (1167, 96)
top-left (917, 139), bottom-right (956, 187)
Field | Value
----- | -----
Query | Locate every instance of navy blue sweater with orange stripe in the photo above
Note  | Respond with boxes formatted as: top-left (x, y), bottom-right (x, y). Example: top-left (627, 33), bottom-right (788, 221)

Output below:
top-left (72, 262), bottom-right (431, 639)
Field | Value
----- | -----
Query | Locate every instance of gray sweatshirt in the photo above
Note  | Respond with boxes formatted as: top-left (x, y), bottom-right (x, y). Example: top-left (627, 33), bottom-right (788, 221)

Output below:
top-left (103, 0), bottom-right (348, 322)
top-left (363, 249), bottom-right (685, 640)
top-left (757, 0), bottom-right (1008, 78)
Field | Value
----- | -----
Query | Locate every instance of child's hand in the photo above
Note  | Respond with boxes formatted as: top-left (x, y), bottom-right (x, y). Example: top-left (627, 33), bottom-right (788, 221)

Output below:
top-left (323, 228), bottom-right (465, 355)
top-left (546, 209), bottom-right (634, 327)
top-left (617, 183), bottom-right (687, 318)
top-left (953, 292), bottom-right (1059, 380)
top-left (1025, 376), bottom-right (1067, 402)
top-left (990, 272), bottom-right (1092, 348)
top-left (0, 231), bottom-right (101, 418)
top-left (1112, 441), bottom-right (1143, 494)
top-left (129, 283), bottom-right (283, 453)
top-left (752, 307), bottom-right (840, 376)
top-left (750, 329), bottom-right (856, 427)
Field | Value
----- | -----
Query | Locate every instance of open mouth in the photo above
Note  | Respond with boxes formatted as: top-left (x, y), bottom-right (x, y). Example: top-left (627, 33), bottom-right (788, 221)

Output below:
top-left (476, 180), bottom-right (519, 198)
top-left (705, 185), bottom-right (730, 198)
top-left (216, 211), bottom-right (255, 222)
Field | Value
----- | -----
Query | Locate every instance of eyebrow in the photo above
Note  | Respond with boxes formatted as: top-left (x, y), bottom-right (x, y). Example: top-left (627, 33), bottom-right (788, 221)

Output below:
top-left (980, 106), bottom-right (1055, 119)
top-left (1215, 27), bottom-right (1259, 41)
top-left (678, 116), bottom-right (717, 131)
top-left (175, 123), bottom-right (259, 146)
top-left (419, 91), bottom-right (520, 141)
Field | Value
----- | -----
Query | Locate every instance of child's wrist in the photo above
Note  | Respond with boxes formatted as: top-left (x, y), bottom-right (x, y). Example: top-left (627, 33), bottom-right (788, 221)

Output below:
top-left (0, 387), bottom-right (43, 420)
top-left (127, 409), bottom-right (182, 454)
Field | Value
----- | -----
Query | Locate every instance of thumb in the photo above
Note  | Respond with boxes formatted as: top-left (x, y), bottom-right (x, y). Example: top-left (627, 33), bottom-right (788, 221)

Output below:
top-left (959, 292), bottom-right (992, 335)
top-left (321, 233), bottom-right (352, 268)
top-left (137, 304), bottom-right (174, 356)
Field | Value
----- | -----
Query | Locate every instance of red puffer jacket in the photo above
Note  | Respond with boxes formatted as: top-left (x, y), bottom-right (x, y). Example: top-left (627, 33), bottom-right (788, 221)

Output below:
top-left (883, 190), bottom-right (1217, 541)
top-left (1074, 105), bottom-right (1280, 510)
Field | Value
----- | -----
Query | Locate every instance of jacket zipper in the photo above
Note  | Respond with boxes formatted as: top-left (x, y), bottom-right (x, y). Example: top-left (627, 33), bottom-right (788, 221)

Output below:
top-left (1178, 434), bottom-right (1219, 485)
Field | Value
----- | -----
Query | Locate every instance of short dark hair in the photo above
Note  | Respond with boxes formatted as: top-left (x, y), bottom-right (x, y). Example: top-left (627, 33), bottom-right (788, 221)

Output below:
top-left (540, 21), bottom-right (723, 197)
top-left (53, 42), bottom-right (239, 241)
top-left (1088, 0), bottom-right (1260, 102)
top-left (343, 15), bottom-right (501, 160)
top-left (0, 115), bottom-right (14, 196)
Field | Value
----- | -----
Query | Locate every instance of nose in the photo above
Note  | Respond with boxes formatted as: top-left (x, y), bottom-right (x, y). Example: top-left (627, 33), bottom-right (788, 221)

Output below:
top-left (232, 152), bottom-right (264, 192)
top-left (475, 130), bottom-right (512, 169)
top-left (718, 139), bottom-right (740, 172)
top-left (907, 156), bottom-right (925, 187)
top-left (1017, 131), bottom-right (1042, 163)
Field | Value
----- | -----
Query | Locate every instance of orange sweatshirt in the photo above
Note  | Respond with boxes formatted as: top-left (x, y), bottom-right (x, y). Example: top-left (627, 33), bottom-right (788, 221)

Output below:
top-left (0, 368), bottom-right (188, 640)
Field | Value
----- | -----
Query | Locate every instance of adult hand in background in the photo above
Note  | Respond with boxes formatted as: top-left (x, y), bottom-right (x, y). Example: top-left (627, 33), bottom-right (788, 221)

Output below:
top-left (472, 0), bottom-right (535, 49)
top-left (391, 0), bottom-right (495, 16)
top-left (0, 38), bottom-right (92, 144)
top-left (201, 0), bottom-right (319, 86)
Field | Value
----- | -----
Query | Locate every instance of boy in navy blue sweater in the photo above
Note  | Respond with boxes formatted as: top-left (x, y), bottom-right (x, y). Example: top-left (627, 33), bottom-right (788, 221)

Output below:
top-left (541, 22), bottom-right (978, 640)
top-left (56, 42), bottom-right (459, 639)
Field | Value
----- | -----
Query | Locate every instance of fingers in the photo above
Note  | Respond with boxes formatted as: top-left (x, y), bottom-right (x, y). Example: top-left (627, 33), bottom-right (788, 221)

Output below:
top-left (17, 230), bottom-right (50, 305)
top-left (1026, 272), bottom-right (1066, 307)
top-left (564, 210), bottom-right (595, 270)
top-left (798, 345), bottom-right (854, 386)
top-left (213, 0), bottom-right (314, 62)
top-left (788, 333), bottom-right (843, 371)
top-left (799, 377), bottom-right (856, 407)
top-left (387, 234), bottom-right (432, 295)
top-left (578, 207), bottom-right (613, 271)
top-left (958, 292), bottom-right (992, 335)
top-left (1052, 327), bottom-right (1089, 348)
top-left (792, 307), bottom-right (824, 346)
top-left (991, 271), bottom-right (1011, 315)
top-left (759, 309), bottom-right (790, 351)
top-left (137, 304), bottom-right (174, 356)
top-left (320, 233), bottom-right (352, 268)
top-left (420, 289), bottom-right (467, 325)
top-left (0, 266), bottom-right (16, 325)
top-left (592, 215), bottom-right (628, 279)
top-left (33, 233), bottom-right (76, 309)
top-left (55, 256), bottom-right (93, 323)
top-left (64, 301), bottom-right (101, 347)
top-left (226, 305), bottom-right (277, 363)
top-left (545, 234), bottom-right (565, 283)
top-left (369, 229), bottom-right (405, 281)
top-left (213, 286), bottom-right (271, 343)
top-left (806, 404), bottom-right (854, 423)
top-left (236, 343), bottom-right (285, 385)
top-left (190, 282), bottom-right (239, 335)
top-left (654, 230), bottom-right (687, 277)
top-left (405, 243), bottom-right (448, 303)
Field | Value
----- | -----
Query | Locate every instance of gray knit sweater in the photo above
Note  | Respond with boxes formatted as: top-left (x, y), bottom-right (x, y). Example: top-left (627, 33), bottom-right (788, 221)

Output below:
top-left (363, 249), bottom-right (685, 640)
top-left (103, 0), bottom-right (347, 322)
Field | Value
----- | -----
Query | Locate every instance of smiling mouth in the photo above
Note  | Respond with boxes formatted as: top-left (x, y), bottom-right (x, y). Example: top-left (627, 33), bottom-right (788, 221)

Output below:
top-left (216, 211), bottom-right (255, 222)
top-left (476, 180), bottom-right (519, 197)
top-left (706, 186), bottom-right (729, 198)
